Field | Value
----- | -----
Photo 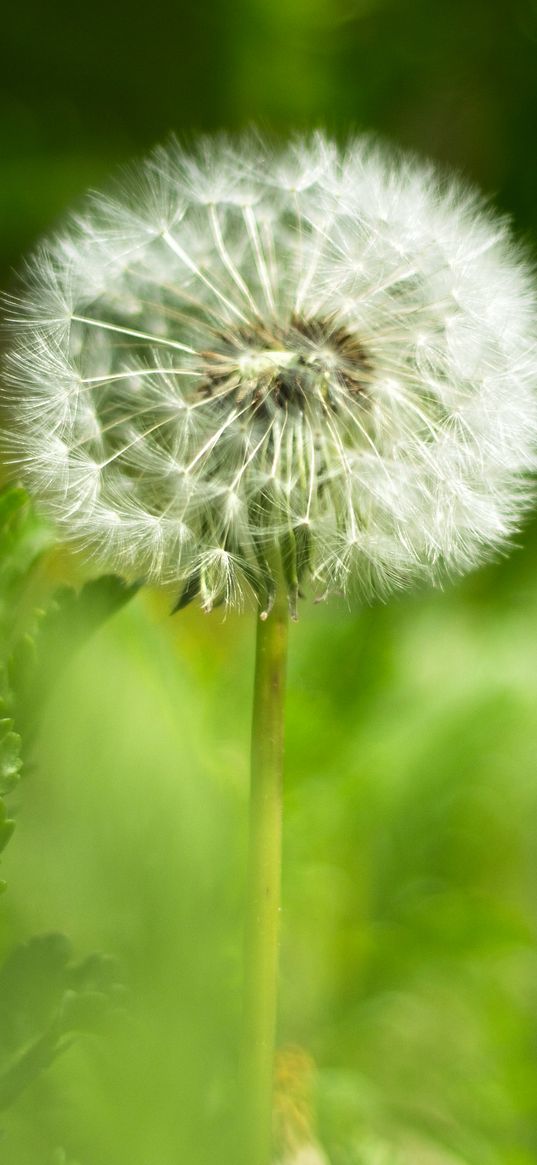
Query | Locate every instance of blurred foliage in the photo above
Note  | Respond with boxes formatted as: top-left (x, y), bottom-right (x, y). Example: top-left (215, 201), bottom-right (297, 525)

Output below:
top-left (0, 933), bottom-right (121, 1115)
top-left (0, 487), bottom-right (52, 889)
top-left (0, 485), bottom-right (138, 884)
top-left (0, 488), bottom-right (137, 1156)
top-left (2, 0), bottom-right (537, 1162)
top-left (2, 571), bottom-right (537, 1163)
top-left (3, 0), bottom-right (537, 275)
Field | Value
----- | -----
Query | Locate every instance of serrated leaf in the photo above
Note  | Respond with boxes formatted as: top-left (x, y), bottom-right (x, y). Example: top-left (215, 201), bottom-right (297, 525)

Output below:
top-left (0, 486), bottom-right (53, 614)
top-left (0, 487), bottom-right (139, 889)
top-left (8, 575), bottom-right (141, 756)
top-left (0, 720), bottom-right (22, 796)
top-left (34, 575), bottom-right (140, 643)
top-left (0, 934), bottom-right (72, 1056)
top-left (0, 805), bottom-right (15, 857)
top-left (0, 1030), bottom-right (68, 1113)
top-left (0, 488), bottom-right (54, 886)
top-left (0, 934), bottom-right (122, 1111)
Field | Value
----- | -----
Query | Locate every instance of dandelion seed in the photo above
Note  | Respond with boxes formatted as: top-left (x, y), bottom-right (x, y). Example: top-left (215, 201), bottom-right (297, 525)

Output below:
top-left (3, 133), bottom-right (537, 613)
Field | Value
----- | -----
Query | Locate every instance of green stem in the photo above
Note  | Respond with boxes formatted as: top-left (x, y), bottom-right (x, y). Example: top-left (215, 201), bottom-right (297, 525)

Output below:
top-left (241, 586), bottom-right (289, 1165)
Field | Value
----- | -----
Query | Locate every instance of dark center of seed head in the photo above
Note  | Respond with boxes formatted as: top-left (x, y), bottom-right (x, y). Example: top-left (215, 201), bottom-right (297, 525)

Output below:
top-left (199, 317), bottom-right (370, 412)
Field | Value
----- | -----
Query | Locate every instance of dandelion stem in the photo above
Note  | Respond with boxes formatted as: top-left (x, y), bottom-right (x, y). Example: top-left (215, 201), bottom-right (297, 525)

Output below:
top-left (241, 581), bottom-right (288, 1165)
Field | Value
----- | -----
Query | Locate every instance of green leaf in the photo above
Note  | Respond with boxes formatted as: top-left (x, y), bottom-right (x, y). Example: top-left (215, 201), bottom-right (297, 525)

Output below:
top-left (0, 485), bottom-right (139, 889)
top-left (0, 720), bottom-right (22, 796)
top-left (0, 934), bottom-right (122, 1111)
top-left (16, 574), bottom-right (141, 715)
top-left (0, 487), bottom-right (52, 887)
top-left (0, 802), bottom-right (15, 858)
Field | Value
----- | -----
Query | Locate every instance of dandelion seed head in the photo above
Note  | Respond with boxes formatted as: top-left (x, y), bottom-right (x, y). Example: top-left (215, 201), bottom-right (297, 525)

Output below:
top-left (3, 133), bottom-right (537, 613)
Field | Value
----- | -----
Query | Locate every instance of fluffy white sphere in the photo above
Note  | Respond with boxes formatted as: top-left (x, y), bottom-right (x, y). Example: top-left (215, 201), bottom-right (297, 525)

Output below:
top-left (3, 133), bottom-right (537, 613)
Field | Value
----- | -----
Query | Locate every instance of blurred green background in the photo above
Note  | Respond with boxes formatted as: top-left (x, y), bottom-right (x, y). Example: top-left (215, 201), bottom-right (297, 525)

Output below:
top-left (2, 2), bottom-right (537, 1163)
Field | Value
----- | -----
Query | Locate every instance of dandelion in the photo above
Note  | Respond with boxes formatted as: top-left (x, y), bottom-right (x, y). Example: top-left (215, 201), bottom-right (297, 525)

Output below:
top-left (3, 134), bottom-right (537, 616)
top-left (3, 133), bottom-right (537, 1165)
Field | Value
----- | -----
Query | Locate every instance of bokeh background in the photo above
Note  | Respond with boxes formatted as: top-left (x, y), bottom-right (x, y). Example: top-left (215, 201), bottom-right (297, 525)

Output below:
top-left (2, 2), bottom-right (537, 1163)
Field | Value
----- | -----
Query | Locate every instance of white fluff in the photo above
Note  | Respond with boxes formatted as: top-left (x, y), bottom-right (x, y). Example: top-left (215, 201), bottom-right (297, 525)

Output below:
top-left (3, 132), bottom-right (537, 612)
